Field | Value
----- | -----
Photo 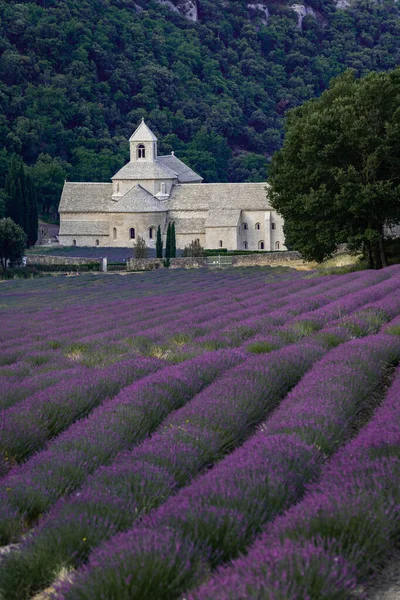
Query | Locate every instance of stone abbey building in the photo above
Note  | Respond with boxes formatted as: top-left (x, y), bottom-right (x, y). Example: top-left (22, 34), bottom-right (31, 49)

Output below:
top-left (59, 121), bottom-right (286, 251)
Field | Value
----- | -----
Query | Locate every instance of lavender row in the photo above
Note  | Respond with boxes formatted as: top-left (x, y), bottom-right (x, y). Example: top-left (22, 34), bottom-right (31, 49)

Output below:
top-left (5, 300), bottom-right (390, 598)
top-left (0, 349), bottom-right (246, 545)
top-left (56, 331), bottom-right (400, 600)
top-left (0, 338), bottom-right (328, 598)
top-left (0, 356), bottom-right (165, 474)
top-left (0, 284), bottom-right (284, 460)
top-left (2, 280), bottom-right (396, 544)
top-left (188, 350), bottom-right (400, 599)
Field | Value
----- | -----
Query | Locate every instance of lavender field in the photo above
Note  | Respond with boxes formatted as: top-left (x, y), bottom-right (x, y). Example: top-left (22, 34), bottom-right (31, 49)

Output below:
top-left (1, 266), bottom-right (400, 599)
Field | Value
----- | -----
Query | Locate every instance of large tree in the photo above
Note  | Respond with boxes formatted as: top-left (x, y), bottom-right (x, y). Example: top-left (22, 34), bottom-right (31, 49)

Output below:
top-left (4, 156), bottom-right (38, 247)
top-left (0, 218), bottom-right (27, 278)
top-left (269, 68), bottom-right (400, 268)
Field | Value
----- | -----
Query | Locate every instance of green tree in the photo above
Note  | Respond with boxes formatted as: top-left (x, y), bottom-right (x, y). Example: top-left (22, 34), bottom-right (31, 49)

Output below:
top-left (25, 173), bottom-right (38, 248)
top-left (133, 236), bottom-right (148, 259)
top-left (270, 68), bottom-right (400, 268)
top-left (165, 222), bottom-right (171, 259)
top-left (4, 156), bottom-right (38, 247)
top-left (4, 155), bottom-right (25, 230)
top-left (183, 239), bottom-right (205, 257)
top-left (156, 225), bottom-right (163, 258)
top-left (0, 218), bottom-right (27, 278)
top-left (171, 222), bottom-right (176, 258)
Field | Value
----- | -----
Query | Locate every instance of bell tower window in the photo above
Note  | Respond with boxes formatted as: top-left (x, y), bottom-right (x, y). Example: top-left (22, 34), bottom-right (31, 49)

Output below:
top-left (137, 144), bottom-right (146, 159)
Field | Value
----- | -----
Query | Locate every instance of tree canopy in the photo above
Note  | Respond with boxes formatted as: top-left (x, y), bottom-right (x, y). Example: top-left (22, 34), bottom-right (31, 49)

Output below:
top-left (0, 0), bottom-right (399, 219)
top-left (0, 218), bottom-right (27, 277)
top-left (269, 68), bottom-right (400, 267)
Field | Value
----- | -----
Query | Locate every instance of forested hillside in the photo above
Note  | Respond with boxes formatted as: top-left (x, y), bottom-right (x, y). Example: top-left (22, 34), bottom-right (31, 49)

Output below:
top-left (0, 0), bottom-right (399, 218)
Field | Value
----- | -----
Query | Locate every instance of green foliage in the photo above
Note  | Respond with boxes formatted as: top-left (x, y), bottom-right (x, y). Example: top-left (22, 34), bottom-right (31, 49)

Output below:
top-left (171, 222), bottom-right (176, 259)
top-left (156, 224), bottom-right (163, 259)
top-left (270, 68), bottom-right (400, 267)
top-left (183, 239), bottom-right (205, 257)
top-left (4, 155), bottom-right (38, 247)
top-left (0, 218), bottom-right (27, 277)
top-left (133, 236), bottom-right (148, 259)
top-left (0, 0), bottom-right (399, 221)
top-left (165, 222), bottom-right (172, 259)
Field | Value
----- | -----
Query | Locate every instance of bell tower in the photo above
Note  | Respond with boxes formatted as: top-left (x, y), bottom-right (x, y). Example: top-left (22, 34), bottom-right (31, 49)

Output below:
top-left (129, 119), bottom-right (158, 163)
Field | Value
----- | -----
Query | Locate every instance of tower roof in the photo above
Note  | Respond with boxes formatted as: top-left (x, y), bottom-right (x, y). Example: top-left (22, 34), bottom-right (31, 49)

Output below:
top-left (129, 119), bottom-right (157, 142)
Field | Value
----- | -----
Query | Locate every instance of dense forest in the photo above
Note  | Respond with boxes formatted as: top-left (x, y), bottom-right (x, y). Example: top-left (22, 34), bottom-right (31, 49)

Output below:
top-left (0, 0), bottom-right (399, 219)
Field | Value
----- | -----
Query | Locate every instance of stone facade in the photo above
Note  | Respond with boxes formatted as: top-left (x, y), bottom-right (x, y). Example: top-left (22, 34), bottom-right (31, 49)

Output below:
top-left (59, 120), bottom-right (287, 252)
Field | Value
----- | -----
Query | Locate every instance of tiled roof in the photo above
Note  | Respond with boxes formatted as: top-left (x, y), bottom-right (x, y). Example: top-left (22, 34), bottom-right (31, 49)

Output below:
top-left (169, 182), bottom-right (271, 211)
top-left (112, 160), bottom-right (178, 181)
top-left (59, 221), bottom-right (109, 235)
top-left (129, 120), bottom-right (157, 142)
top-left (158, 155), bottom-right (203, 183)
top-left (59, 183), bottom-right (112, 213)
top-left (112, 184), bottom-right (167, 213)
top-left (173, 218), bottom-right (205, 234)
top-left (206, 210), bottom-right (241, 227)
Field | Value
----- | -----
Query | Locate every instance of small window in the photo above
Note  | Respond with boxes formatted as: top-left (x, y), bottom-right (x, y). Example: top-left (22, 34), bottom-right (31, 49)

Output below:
top-left (243, 241), bottom-right (248, 249)
top-left (255, 222), bottom-right (261, 230)
top-left (259, 241), bottom-right (265, 250)
top-left (95, 239), bottom-right (99, 246)
top-left (149, 227), bottom-right (155, 240)
top-left (275, 241), bottom-right (280, 250)
top-left (130, 228), bottom-right (135, 240)
top-left (243, 222), bottom-right (248, 230)
top-left (271, 223), bottom-right (276, 230)
top-left (219, 240), bottom-right (223, 248)
top-left (116, 182), bottom-right (120, 193)
top-left (137, 144), bottom-right (146, 159)
top-left (73, 240), bottom-right (76, 246)
top-left (161, 182), bottom-right (167, 194)
top-left (113, 228), bottom-right (117, 240)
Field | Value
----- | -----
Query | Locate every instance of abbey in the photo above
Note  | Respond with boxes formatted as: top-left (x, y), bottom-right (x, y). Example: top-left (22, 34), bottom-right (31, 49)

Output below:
top-left (58, 121), bottom-right (286, 251)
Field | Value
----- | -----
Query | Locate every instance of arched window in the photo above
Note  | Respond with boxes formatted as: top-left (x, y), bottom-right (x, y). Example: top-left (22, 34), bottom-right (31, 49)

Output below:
top-left (113, 228), bottom-right (117, 241)
top-left (130, 228), bottom-right (135, 240)
top-left (72, 240), bottom-right (76, 246)
top-left (243, 222), bottom-right (248, 230)
top-left (95, 239), bottom-right (99, 246)
top-left (243, 241), bottom-right (248, 250)
top-left (149, 226), bottom-right (155, 240)
top-left (258, 241), bottom-right (265, 250)
top-left (137, 144), bottom-right (146, 159)
top-left (219, 240), bottom-right (223, 248)
top-left (275, 241), bottom-right (280, 250)
top-left (255, 222), bottom-right (261, 230)
top-left (271, 223), bottom-right (276, 230)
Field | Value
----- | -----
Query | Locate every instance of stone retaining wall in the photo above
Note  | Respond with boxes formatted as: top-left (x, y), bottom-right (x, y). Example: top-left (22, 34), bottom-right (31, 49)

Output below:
top-left (127, 252), bottom-right (303, 271)
top-left (232, 251), bottom-right (302, 266)
top-left (127, 257), bottom-right (208, 271)
top-left (26, 255), bottom-right (103, 266)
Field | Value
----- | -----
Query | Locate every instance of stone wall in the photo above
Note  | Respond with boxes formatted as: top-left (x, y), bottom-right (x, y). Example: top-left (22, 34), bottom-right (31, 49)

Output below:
top-left (232, 251), bottom-right (302, 266)
top-left (127, 253), bottom-right (303, 271)
top-left (25, 255), bottom-right (103, 267)
top-left (127, 257), bottom-right (208, 271)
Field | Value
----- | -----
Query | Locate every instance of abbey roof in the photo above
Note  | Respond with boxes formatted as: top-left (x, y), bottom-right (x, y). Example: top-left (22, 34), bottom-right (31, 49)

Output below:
top-left (129, 120), bottom-right (157, 142)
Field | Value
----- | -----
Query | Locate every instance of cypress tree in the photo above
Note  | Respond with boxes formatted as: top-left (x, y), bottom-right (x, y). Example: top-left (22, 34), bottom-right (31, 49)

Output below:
top-left (165, 222), bottom-right (171, 259)
top-left (26, 174), bottom-right (38, 247)
top-left (156, 224), bottom-right (163, 258)
top-left (171, 221), bottom-right (176, 258)
top-left (5, 155), bottom-right (25, 229)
